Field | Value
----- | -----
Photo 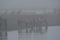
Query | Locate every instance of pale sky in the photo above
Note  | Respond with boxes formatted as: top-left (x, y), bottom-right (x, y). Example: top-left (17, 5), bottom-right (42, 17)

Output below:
top-left (0, 0), bottom-right (60, 9)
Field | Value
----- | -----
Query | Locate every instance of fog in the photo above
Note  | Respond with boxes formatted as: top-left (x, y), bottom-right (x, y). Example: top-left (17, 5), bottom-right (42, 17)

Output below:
top-left (0, 0), bottom-right (60, 40)
top-left (0, 0), bottom-right (60, 9)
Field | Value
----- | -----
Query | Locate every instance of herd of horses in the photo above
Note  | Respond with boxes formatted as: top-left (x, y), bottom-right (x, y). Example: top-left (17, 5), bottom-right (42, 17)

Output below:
top-left (17, 15), bottom-right (48, 33)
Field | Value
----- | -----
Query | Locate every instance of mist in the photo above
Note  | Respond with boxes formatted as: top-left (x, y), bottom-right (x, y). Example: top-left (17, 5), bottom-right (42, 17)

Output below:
top-left (0, 0), bottom-right (60, 9)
